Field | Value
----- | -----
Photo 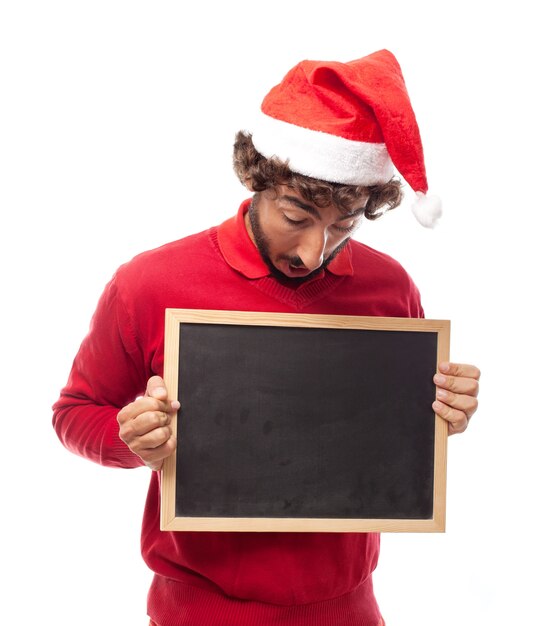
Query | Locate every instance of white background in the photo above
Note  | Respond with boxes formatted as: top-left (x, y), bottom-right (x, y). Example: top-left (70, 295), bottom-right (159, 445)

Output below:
top-left (1, 1), bottom-right (535, 624)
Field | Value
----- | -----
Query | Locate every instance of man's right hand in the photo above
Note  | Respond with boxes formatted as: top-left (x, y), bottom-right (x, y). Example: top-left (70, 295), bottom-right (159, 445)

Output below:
top-left (117, 376), bottom-right (179, 471)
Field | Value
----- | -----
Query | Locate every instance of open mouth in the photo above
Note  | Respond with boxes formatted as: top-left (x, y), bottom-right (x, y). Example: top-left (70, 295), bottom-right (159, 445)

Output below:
top-left (284, 262), bottom-right (311, 277)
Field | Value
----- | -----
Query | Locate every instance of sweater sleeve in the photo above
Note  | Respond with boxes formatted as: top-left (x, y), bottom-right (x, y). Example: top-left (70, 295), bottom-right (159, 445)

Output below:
top-left (52, 274), bottom-right (147, 468)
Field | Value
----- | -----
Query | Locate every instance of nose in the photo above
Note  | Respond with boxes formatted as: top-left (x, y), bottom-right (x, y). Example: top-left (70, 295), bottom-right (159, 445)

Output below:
top-left (296, 229), bottom-right (327, 272)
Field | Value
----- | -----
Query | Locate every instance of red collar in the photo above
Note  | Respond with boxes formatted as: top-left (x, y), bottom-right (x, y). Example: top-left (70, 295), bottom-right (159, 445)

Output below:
top-left (217, 199), bottom-right (354, 279)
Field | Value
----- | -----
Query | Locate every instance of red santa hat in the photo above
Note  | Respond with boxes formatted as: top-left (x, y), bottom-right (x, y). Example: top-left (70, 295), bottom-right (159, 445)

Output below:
top-left (249, 49), bottom-right (442, 228)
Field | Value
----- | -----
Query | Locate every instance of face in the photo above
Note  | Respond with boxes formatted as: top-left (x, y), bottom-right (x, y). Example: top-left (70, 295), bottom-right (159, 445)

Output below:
top-left (245, 186), bottom-right (367, 284)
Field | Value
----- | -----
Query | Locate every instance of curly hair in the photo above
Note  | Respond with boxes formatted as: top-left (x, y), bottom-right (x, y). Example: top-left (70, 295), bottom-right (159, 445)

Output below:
top-left (233, 131), bottom-right (403, 220)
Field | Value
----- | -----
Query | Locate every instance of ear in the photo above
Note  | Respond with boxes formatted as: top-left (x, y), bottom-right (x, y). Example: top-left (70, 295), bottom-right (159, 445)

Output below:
top-left (243, 178), bottom-right (254, 192)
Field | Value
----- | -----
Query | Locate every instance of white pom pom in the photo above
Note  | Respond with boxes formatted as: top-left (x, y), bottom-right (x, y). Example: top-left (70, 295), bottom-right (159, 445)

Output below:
top-left (411, 191), bottom-right (442, 228)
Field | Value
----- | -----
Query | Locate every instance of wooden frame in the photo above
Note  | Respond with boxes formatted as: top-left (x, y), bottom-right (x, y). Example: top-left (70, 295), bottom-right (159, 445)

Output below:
top-left (162, 309), bottom-right (450, 533)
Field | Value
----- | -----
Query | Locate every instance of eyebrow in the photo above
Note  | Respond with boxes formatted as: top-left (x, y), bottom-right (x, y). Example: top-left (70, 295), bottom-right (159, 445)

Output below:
top-left (280, 195), bottom-right (365, 221)
top-left (280, 195), bottom-right (321, 218)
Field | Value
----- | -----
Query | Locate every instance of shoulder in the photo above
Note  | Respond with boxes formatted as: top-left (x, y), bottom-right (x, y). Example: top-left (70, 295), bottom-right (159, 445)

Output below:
top-left (348, 239), bottom-right (424, 317)
top-left (114, 227), bottom-right (215, 289)
top-left (349, 239), bottom-right (413, 280)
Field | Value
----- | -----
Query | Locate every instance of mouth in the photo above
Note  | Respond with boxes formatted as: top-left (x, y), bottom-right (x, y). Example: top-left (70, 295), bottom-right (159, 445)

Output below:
top-left (280, 261), bottom-right (312, 278)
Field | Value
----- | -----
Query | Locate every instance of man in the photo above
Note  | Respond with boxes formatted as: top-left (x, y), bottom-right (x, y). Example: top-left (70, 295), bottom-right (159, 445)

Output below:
top-left (53, 49), bottom-right (480, 626)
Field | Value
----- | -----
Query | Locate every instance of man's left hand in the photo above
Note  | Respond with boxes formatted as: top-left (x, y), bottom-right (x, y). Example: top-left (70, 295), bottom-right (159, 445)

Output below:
top-left (433, 362), bottom-right (480, 435)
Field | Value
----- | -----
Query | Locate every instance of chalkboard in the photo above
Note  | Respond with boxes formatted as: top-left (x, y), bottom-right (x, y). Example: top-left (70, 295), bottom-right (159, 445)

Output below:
top-left (161, 310), bottom-right (450, 532)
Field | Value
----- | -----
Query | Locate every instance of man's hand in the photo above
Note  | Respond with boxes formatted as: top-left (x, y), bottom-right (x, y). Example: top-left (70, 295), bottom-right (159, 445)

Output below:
top-left (433, 362), bottom-right (480, 435)
top-left (117, 376), bottom-right (179, 470)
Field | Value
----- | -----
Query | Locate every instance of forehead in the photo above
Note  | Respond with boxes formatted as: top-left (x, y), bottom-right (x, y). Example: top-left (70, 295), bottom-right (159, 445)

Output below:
top-left (276, 187), bottom-right (368, 218)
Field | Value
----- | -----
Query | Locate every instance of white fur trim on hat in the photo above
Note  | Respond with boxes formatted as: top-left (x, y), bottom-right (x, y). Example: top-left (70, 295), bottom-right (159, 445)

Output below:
top-left (249, 112), bottom-right (394, 186)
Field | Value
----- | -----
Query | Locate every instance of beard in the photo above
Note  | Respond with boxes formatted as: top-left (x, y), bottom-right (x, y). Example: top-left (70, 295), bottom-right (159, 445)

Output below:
top-left (248, 195), bottom-right (351, 286)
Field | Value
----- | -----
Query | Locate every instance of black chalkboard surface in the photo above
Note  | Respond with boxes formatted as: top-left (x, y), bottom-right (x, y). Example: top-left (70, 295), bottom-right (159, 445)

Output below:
top-left (161, 310), bottom-right (450, 533)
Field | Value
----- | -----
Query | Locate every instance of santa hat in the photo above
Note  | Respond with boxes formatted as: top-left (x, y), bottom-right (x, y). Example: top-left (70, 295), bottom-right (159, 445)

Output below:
top-left (249, 49), bottom-right (442, 228)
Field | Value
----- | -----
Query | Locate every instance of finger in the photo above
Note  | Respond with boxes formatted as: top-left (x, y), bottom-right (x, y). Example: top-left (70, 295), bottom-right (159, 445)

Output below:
top-left (129, 425), bottom-right (173, 452)
top-left (435, 388), bottom-right (479, 420)
top-left (146, 376), bottom-right (180, 413)
top-left (433, 372), bottom-right (480, 397)
top-left (146, 375), bottom-right (168, 401)
top-left (433, 400), bottom-right (468, 435)
top-left (438, 362), bottom-right (481, 381)
top-left (119, 410), bottom-right (169, 445)
top-left (138, 436), bottom-right (177, 471)
top-left (117, 396), bottom-right (168, 425)
top-left (129, 410), bottom-right (171, 437)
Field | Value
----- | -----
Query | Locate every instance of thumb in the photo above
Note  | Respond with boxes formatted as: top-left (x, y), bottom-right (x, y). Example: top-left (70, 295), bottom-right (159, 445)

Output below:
top-left (146, 375), bottom-right (167, 401)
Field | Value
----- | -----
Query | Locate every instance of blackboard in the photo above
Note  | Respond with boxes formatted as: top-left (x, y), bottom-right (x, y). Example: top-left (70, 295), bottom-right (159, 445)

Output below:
top-left (162, 310), bottom-right (450, 532)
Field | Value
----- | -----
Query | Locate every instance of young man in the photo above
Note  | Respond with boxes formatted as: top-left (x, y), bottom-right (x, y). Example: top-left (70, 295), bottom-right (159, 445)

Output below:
top-left (53, 49), bottom-right (480, 626)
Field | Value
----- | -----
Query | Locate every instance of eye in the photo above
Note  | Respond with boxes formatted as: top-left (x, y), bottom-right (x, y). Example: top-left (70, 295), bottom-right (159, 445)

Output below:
top-left (282, 213), bottom-right (307, 226)
top-left (332, 221), bottom-right (357, 233)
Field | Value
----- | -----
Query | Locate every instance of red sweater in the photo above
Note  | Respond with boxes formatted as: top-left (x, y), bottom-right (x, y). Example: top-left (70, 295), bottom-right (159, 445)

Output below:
top-left (53, 200), bottom-right (424, 626)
